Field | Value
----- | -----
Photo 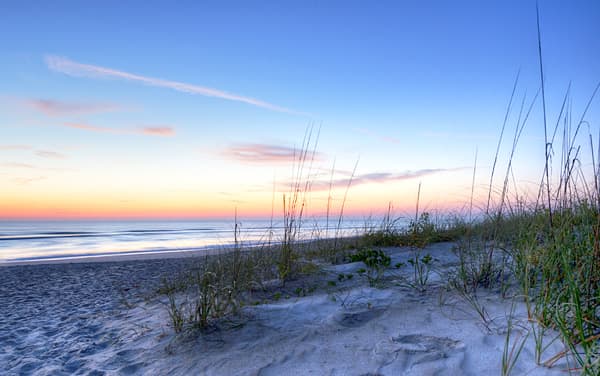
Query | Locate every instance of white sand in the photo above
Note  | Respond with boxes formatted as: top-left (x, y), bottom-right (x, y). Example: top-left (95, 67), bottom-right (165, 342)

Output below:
top-left (0, 243), bottom-right (576, 375)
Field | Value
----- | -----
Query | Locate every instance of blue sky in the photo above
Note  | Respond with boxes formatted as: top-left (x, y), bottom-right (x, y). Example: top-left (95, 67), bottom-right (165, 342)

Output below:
top-left (1, 1), bottom-right (599, 219)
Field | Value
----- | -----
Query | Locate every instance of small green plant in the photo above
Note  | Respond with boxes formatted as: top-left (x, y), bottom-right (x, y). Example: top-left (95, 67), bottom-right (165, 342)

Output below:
top-left (407, 252), bottom-right (435, 290)
top-left (395, 262), bottom-right (405, 269)
top-left (350, 247), bottom-right (391, 286)
top-left (163, 283), bottom-right (185, 333)
top-left (452, 239), bottom-right (504, 293)
top-left (190, 270), bottom-right (234, 329)
top-left (159, 248), bottom-right (272, 333)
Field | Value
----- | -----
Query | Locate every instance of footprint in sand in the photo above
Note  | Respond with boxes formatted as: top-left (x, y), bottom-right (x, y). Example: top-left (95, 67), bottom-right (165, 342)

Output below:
top-left (390, 334), bottom-right (464, 356)
top-left (335, 308), bottom-right (385, 328)
top-left (374, 334), bottom-right (465, 373)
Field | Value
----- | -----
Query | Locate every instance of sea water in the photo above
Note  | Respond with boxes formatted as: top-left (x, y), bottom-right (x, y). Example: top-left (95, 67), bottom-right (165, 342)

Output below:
top-left (0, 218), bottom-right (371, 263)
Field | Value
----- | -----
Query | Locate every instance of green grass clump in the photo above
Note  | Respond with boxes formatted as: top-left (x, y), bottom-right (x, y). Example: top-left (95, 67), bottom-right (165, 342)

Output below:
top-left (159, 245), bottom-right (280, 332)
top-left (360, 212), bottom-right (468, 248)
top-left (350, 247), bottom-right (391, 286)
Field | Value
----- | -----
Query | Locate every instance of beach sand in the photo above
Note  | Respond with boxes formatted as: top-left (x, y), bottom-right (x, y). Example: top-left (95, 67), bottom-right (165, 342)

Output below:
top-left (1, 243), bottom-right (573, 375)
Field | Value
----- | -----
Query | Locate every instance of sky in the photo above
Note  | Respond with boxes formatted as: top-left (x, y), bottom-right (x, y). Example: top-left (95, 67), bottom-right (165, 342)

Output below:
top-left (1, 0), bottom-right (599, 220)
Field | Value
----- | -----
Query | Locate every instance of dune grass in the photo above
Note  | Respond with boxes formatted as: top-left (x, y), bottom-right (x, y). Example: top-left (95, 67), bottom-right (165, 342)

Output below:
top-left (158, 179), bottom-right (598, 372)
top-left (157, 101), bottom-right (599, 369)
top-left (157, 14), bottom-right (599, 371)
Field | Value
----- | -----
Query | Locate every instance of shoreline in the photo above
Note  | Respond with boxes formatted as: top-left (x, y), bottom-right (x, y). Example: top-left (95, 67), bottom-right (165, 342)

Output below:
top-left (0, 247), bottom-right (223, 267)
top-left (0, 235), bottom-right (363, 267)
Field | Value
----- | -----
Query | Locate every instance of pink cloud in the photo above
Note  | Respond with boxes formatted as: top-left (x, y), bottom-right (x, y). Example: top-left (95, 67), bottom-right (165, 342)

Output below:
top-left (140, 126), bottom-right (175, 136)
top-left (62, 122), bottom-right (175, 137)
top-left (64, 122), bottom-right (120, 133)
top-left (45, 55), bottom-right (305, 115)
top-left (223, 143), bottom-right (324, 163)
top-left (301, 168), bottom-right (469, 191)
top-left (25, 98), bottom-right (121, 117)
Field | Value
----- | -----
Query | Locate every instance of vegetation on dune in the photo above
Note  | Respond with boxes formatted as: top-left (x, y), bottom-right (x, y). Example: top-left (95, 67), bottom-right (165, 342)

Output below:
top-left (159, 187), bottom-right (599, 373)
top-left (158, 102), bottom-right (600, 372)
top-left (349, 247), bottom-right (390, 286)
top-left (157, 9), bottom-right (599, 373)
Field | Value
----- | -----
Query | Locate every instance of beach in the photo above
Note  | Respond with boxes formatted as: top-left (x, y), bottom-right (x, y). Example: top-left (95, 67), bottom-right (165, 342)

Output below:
top-left (2, 1), bottom-right (598, 375)
top-left (1, 243), bottom-right (573, 375)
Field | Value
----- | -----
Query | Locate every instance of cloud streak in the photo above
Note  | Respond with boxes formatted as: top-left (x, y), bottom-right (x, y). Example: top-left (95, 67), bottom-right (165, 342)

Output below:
top-left (12, 176), bottom-right (46, 185)
top-left (63, 122), bottom-right (175, 137)
top-left (222, 143), bottom-right (324, 163)
top-left (35, 150), bottom-right (67, 159)
top-left (25, 98), bottom-right (121, 117)
top-left (1, 162), bottom-right (36, 169)
top-left (141, 127), bottom-right (175, 136)
top-left (63, 122), bottom-right (119, 133)
top-left (1, 145), bottom-right (69, 159)
top-left (0, 145), bottom-right (31, 151)
top-left (45, 55), bottom-right (301, 114)
top-left (0, 162), bottom-right (73, 172)
top-left (306, 168), bottom-right (468, 191)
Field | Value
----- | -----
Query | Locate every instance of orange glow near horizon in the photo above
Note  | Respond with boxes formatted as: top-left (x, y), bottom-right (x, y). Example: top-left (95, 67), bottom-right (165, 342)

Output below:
top-left (1, 173), bottom-right (495, 221)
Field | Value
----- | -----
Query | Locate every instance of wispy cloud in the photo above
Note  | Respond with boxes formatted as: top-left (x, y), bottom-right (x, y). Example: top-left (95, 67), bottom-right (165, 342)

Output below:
top-left (1, 145), bottom-right (69, 159)
top-left (63, 122), bottom-right (175, 137)
top-left (45, 55), bottom-right (302, 114)
top-left (0, 145), bottom-right (31, 151)
top-left (12, 176), bottom-right (46, 185)
top-left (141, 127), bottom-right (175, 136)
top-left (63, 122), bottom-right (119, 133)
top-left (25, 98), bottom-right (121, 117)
top-left (35, 150), bottom-right (67, 159)
top-left (312, 166), bottom-right (357, 178)
top-left (307, 168), bottom-right (468, 191)
top-left (0, 162), bottom-right (73, 172)
top-left (1, 162), bottom-right (36, 169)
top-left (222, 143), bottom-right (324, 163)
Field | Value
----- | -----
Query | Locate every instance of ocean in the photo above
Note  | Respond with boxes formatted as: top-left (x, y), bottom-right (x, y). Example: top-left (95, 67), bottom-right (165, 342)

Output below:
top-left (0, 218), bottom-right (372, 264)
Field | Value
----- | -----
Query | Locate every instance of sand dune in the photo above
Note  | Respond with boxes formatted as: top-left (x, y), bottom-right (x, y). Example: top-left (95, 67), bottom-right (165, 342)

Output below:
top-left (1, 243), bottom-right (574, 375)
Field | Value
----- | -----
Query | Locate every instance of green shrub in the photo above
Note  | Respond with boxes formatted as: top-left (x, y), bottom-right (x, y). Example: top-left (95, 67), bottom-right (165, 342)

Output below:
top-left (350, 248), bottom-right (391, 286)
